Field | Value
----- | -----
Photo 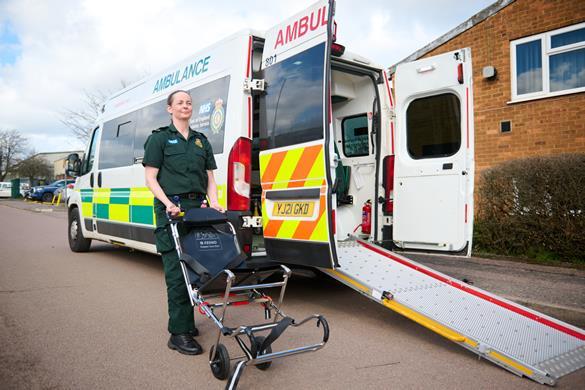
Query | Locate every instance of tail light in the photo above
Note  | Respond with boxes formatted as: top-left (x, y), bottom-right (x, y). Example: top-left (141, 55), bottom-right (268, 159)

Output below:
top-left (227, 137), bottom-right (252, 211)
top-left (383, 156), bottom-right (395, 214)
top-left (457, 63), bottom-right (464, 84)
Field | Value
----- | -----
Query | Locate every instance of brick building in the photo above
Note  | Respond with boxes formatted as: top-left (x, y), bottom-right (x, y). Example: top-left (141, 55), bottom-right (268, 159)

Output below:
top-left (398, 0), bottom-right (585, 172)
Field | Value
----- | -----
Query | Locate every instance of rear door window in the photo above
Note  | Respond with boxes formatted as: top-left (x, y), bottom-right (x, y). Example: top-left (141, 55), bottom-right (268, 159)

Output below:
top-left (260, 43), bottom-right (325, 149)
top-left (406, 93), bottom-right (461, 159)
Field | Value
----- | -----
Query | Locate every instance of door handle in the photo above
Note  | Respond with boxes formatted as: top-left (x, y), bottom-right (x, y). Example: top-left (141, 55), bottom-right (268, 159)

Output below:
top-left (97, 172), bottom-right (102, 187)
top-left (90, 173), bottom-right (94, 187)
top-left (442, 163), bottom-right (453, 170)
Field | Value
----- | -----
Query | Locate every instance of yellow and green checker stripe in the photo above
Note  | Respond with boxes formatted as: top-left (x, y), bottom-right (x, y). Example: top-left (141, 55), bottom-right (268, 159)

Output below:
top-left (79, 187), bottom-right (156, 226)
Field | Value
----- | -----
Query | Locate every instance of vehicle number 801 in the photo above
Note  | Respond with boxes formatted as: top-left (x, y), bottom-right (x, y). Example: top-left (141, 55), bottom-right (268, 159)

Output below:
top-left (264, 54), bottom-right (277, 68)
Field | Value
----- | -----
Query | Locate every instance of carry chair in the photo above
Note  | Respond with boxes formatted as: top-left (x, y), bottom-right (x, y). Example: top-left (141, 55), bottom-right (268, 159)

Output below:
top-left (167, 207), bottom-right (329, 389)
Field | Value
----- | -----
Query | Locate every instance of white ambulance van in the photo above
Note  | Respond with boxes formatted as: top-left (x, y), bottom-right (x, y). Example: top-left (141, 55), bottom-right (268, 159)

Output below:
top-left (66, 2), bottom-right (585, 384)
top-left (66, 0), bottom-right (474, 263)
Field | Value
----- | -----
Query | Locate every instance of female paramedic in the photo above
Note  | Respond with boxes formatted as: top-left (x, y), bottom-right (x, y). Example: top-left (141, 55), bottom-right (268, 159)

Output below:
top-left (143, 89), bottom-right (224, 355)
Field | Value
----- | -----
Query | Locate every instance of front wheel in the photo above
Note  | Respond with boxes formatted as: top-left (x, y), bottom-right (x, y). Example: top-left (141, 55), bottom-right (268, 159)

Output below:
top-left (209, 343), bottom-right (230, 380)
top-left (68, 208), bottom-right (91, 252)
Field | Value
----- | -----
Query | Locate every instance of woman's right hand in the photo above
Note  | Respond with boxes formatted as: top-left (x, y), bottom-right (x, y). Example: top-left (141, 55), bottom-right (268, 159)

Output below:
top-left (166, 203), bottom-right (181, 217)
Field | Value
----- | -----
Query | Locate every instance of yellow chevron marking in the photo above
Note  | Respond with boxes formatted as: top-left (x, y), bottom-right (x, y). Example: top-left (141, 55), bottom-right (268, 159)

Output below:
top-left (276, 219), bottom-right (301, 239)
top-left (273, 147), bottom-right (303, 185)
top-left (306, 148), bottom-right (325, 181)
top-left (309, 209), bottom-right (328, 242)
top-left (259, 152), bottom-right (272, 183)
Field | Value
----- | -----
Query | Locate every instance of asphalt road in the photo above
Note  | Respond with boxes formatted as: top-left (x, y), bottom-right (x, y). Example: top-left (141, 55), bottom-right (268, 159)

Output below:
top-left (1, 200), bottom-right (584, 389)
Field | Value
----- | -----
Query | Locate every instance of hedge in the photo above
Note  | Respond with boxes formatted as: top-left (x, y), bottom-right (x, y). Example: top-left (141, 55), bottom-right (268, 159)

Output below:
top-left (474, 153), bottom-right (585, 263)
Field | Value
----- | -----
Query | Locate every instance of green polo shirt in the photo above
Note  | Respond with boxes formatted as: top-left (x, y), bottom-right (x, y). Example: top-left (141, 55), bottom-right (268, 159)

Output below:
top-left (143, 123), bottom-right (217, 196)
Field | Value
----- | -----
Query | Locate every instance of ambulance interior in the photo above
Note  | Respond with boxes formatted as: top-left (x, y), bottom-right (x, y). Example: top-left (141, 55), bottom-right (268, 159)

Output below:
top-left (330, 67), bottom-right (379, 240)
top-left (250, 43), bottom-right (380, 247)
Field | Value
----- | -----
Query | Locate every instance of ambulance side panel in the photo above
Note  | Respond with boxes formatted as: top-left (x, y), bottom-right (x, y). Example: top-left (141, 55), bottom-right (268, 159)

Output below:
top-left (72, 33), bottom-right (251, 253)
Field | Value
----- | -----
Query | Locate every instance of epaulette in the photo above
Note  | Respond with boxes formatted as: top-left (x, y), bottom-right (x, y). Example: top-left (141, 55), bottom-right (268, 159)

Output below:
top-left (195, 131), bottom-right (207, 139)
top-left (152, 126), bottom-right (169, 134)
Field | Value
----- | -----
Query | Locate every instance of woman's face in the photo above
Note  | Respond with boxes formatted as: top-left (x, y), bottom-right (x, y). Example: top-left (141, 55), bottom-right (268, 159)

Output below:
top-left (167, 92), bottom-right (192, 121)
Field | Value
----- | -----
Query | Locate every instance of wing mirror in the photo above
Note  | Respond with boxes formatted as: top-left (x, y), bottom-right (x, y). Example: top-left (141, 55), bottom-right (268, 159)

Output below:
top-left (66, 153), bottom-right (82, 177)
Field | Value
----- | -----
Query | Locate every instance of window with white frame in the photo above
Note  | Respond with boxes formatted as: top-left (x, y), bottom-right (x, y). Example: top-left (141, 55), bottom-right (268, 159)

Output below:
top-left (511, 22), bottom-right (585, 101)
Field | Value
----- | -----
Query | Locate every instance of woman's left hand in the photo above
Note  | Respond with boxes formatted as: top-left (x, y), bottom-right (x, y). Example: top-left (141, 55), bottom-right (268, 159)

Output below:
top-left (209, 202), bottom-right (225, 213)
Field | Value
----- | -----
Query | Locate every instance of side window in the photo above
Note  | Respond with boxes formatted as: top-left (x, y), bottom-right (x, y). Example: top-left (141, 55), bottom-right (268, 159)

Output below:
top-left (406, 93), bottom-right (461, 159)
top-left (99, 112), bottom-right (136, 169)
top-left (188, 75), bottom-right (230, 154)
top-left (260, 44), bottom-right (325, 149)
top-left (83, 127), bottom-right (100, 175)
top-left (341, 114), bottom-right (369, 157)
top-left (134, 100), bottom-right (169, 161)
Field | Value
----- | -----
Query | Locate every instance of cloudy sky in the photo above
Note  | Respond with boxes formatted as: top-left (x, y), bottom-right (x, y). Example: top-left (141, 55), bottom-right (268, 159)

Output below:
top-left (0, 0), bottom-right (494, 153)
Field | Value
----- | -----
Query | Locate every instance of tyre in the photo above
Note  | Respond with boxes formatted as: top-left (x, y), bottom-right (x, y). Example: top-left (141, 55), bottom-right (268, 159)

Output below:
top-left (254, 336), bottom-right (272, 370)
top-left (41, 192), bottom-right (53, 203)
top-left (68, 208), bottom-right (92, 252)
top-left (209, 343), bottom-right (230, 380)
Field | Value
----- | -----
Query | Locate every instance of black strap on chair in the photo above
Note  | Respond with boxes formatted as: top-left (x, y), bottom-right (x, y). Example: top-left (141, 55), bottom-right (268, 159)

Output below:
top-left (180, 253), bottom-right (212, 284)
top-left (257, 316), bottom-right (295, 355)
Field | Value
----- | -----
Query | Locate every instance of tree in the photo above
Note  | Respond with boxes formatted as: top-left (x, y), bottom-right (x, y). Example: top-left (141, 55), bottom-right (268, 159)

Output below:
top-left (0, 129), bottom-right (28, 181)
top-left (59, 79), bottom-right (141, 142)
top-left (59, 89), bottom-right (109, 143)
top-left (15, 155), bottom-right (52, 183)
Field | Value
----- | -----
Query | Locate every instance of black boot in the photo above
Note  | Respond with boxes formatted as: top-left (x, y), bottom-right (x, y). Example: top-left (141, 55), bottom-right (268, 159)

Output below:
top-left (168, 334), bottom-right (203, 355)
top-left (189, 327), bottom-right (199, 337)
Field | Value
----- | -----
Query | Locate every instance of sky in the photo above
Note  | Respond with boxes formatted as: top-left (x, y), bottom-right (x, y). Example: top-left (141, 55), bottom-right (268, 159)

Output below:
top-left (0, 0), bottom-right (495, 154)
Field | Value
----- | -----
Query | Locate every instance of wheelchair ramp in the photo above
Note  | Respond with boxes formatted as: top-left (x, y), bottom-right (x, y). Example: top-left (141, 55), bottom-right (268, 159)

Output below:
top-left (322, 239), bottom-right (585, 385)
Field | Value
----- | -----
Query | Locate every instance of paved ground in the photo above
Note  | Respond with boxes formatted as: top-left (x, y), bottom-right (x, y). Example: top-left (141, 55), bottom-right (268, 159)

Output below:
top-left (1, 199), bottom-right (584, 389)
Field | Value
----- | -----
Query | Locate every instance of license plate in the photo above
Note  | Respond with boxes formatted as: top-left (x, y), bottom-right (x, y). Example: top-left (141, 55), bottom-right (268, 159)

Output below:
top-left (272, 201), bottom-right (315, 217)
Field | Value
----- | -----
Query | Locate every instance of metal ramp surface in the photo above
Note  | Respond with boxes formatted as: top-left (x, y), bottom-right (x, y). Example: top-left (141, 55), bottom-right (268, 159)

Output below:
top-left (322, 239), bottom-right (585, 385)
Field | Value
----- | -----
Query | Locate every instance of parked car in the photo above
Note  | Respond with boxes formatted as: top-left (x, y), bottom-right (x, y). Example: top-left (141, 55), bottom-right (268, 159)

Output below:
top-left (0, 182), bottom-right (12, 198)
top-left (28, 179), bottom-right (75, 203)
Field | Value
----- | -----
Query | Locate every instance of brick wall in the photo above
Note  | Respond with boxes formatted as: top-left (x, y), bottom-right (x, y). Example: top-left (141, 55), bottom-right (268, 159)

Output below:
top-left (421, 0), bottom-right (585, 172)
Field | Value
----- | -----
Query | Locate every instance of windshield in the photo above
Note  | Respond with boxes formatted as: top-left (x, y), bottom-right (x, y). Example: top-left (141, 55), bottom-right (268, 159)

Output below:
top-left (260, 43), bottom-right (325, 149)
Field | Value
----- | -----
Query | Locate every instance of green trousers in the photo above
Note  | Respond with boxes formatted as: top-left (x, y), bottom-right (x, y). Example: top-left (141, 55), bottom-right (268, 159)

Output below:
top-left (154, 199), bottom-right (201, 335)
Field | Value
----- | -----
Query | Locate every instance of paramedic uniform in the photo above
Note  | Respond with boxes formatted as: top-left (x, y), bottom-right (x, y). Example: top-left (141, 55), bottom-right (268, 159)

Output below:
top-left (143, 123), bottom-right (217, 335)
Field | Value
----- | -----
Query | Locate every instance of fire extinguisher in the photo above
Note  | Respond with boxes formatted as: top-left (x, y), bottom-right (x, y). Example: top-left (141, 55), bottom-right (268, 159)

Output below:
top-left (362, 200), bottom-right (372, 235)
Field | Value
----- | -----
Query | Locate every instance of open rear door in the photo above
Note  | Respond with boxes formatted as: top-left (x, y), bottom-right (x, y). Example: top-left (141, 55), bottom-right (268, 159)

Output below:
top-left (393, 49), bottom-right (474, 254)
top-left (259, 0), bottom-right (338, 268)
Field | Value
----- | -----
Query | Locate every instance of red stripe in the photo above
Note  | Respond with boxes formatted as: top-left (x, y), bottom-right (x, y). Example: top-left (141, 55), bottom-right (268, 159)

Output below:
top-left (466, 87), bottom-right (469, 149)
top-left (358, 241), bottom-right (585, 341)
top-left (390, 122), bottom-right (395, 155)
top-left (465, 204), bottom-right (468, 224)
top-left (246, 35), bottom-right (252, 78)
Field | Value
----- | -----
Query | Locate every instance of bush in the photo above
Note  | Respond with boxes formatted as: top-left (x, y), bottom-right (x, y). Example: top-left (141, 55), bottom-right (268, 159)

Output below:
top-left (474, 153), bottom-right (585, 263)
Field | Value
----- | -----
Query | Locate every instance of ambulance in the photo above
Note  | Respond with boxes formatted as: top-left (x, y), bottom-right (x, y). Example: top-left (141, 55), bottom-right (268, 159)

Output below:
top-left (65, 1), bottom-right (585, 384)
top-left (65, 1), bottom-right (473, 260)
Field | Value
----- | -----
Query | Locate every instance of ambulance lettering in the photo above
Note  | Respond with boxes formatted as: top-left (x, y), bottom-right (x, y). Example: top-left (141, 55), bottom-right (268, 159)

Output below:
top-left (152, 55), bottom-right (211, 94)
top-left (274, 6), bottom-right (327, 49)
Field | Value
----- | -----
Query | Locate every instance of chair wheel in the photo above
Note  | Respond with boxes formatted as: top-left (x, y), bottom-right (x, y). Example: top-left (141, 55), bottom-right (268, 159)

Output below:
top-left (209, 343), bottom-right (230, 380)
top-left (254, 336), bottom-right (272, 370)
